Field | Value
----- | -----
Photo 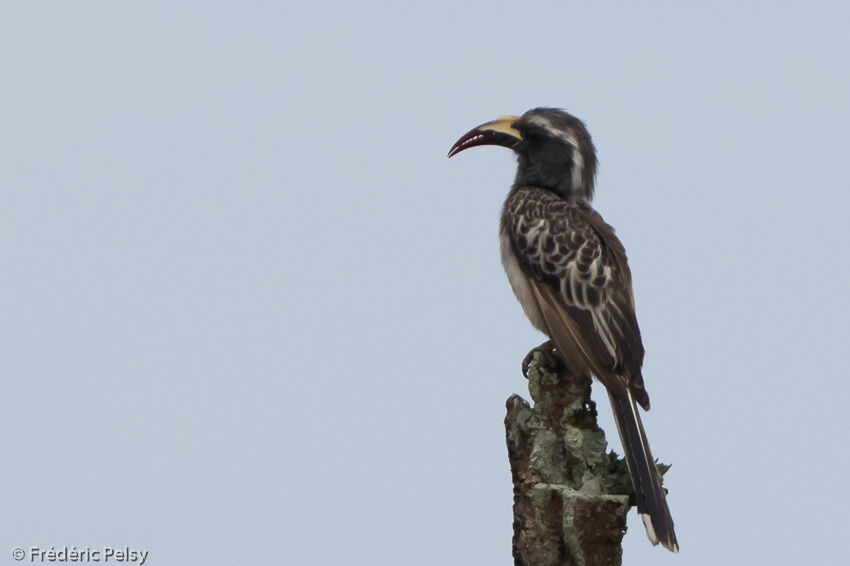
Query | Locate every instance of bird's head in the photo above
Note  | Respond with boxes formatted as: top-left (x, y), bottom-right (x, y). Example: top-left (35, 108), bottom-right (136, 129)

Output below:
top-left (448, 107), bottom-right (597, 201)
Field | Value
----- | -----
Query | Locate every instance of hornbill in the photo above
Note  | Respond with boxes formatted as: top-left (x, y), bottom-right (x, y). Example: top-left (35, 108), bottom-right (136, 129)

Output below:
top-left (448, 108), bottom-right (678, 552)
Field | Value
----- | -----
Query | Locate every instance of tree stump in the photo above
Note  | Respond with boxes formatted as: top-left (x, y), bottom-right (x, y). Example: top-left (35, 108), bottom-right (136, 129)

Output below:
top-left (505, 346), bottom-right (635, 566)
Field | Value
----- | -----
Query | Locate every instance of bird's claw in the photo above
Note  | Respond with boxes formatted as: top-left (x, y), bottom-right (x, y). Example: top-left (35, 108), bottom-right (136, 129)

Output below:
top-left (521, 340), bottom-right (562, 378)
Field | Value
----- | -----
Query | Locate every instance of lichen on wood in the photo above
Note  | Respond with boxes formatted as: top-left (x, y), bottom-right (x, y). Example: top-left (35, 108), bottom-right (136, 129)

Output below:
top-left (505, 346), bottom-right (635, 566)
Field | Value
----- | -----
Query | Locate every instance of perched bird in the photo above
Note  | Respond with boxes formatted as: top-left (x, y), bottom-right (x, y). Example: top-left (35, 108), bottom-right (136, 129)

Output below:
top-left (448, 108), bottom-right (678, 552)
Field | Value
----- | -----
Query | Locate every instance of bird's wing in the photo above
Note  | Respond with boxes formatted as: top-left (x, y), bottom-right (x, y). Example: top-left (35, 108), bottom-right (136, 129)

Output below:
top-left (504, 187), bottom-right (649, 407)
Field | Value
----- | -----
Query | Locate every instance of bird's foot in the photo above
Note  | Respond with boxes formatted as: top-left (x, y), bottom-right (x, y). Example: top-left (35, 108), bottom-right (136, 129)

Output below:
top-left (521, 340), bottom-right (563, 379)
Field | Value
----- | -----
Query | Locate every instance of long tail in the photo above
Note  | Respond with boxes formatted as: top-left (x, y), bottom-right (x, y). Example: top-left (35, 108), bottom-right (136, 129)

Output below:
top-left (608, 390), bottom-right (679, 553)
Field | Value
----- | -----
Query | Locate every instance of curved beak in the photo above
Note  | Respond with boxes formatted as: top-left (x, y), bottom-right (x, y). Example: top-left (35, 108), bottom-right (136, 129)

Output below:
top-left (447, 115), bottom-right (522, 158)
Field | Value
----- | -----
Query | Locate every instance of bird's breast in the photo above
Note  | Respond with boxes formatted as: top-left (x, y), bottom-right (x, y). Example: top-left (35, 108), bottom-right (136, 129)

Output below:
top-left (499, 225), bottom-right (547, 333)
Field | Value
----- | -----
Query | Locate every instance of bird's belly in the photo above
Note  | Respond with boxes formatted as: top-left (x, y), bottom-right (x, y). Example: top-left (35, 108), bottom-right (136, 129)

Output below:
top-left (499, 228), bottom-right (547, 333)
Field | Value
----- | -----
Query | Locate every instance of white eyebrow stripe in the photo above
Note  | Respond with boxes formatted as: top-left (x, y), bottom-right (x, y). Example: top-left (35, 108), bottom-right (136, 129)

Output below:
top-left (526, 114), bottom-right (554, 131)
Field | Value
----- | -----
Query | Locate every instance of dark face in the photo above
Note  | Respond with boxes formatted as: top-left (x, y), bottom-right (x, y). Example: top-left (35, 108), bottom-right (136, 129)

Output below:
top-left (512, 109), bottom-right (597, 200)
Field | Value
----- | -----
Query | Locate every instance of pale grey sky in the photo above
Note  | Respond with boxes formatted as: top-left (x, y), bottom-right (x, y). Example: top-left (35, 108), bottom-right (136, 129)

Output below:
top-left (1, 2), bottom-right (848, 565)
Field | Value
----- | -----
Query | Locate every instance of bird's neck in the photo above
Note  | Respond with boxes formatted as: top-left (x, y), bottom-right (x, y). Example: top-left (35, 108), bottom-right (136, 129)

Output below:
top-left (513, 161), bottom-right (594, 202)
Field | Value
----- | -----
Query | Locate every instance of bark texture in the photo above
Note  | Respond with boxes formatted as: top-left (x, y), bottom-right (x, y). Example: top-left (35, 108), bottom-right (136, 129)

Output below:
top-left (505, 347), bottom-right (635, 566)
